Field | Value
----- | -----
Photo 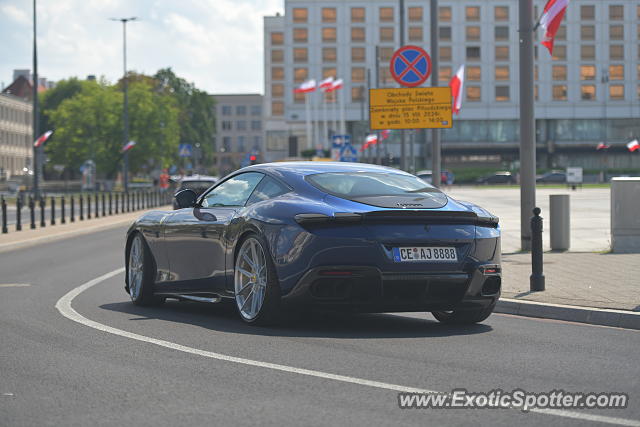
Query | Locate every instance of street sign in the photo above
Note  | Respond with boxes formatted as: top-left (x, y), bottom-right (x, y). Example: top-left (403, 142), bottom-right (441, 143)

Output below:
top-left (369, 87), bottom-right (452, 130)
top-left (339, 143), bottom-right (358, 162)
top-left (331, 135), bottom-right (350, 161)
top-left (390, 45), bottom-right (432, 88)
top-left (566, 167), bottom-right (583, 184)
top-left (178, 143), bottom-right (193, 157)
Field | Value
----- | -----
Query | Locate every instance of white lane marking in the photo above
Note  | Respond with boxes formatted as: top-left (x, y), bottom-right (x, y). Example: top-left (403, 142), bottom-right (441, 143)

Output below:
top-left (56, 268), bottom-right (640, 427)
top-left (0, 283), bottom-right (31, 288)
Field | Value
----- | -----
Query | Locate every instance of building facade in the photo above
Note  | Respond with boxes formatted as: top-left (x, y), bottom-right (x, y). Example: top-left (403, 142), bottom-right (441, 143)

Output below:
top-left (0, 93), bottom-right (32, 180)
top-left (212, 94), bottom-right (264, 175)
top-left (263, 0), bottom-right (640, 170)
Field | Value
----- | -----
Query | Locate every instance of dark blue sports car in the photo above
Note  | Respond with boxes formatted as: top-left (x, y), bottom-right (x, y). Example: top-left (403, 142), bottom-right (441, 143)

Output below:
top-left (125, 162), bottom-right (501, 325)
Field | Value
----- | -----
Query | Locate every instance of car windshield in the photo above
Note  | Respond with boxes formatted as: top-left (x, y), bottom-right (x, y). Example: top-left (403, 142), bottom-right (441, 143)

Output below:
top-left (306, 172), bottom-right (448, 208)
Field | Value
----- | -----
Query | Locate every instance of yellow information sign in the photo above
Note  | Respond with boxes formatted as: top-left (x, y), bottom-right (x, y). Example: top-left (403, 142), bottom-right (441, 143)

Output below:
top-left (369, 87), bottom-right (452, 130)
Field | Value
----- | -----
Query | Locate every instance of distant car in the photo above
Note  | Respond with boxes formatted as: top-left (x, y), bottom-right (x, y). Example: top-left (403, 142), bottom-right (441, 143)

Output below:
top-left (416, 170), bottom-right (455, 185)
top-left (476, 172), bottom-right (516, 185)
top-left (536, 171), bottom-right (566, 184)
top-left (172, 175), bottom-right (218, 209)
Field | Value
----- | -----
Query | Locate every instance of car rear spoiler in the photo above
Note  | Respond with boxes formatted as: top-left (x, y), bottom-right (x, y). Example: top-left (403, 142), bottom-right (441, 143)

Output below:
top-left (295, 210), bottom-right (498, 227)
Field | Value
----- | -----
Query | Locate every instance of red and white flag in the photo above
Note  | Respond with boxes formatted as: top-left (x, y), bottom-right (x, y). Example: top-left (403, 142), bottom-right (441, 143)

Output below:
top-left (360, 134), bottom-right (378, 151)
top-left (596, 142), bottom-right (610, 150)
top-left (121, 140), bottom-right (136, 153)
top-left (294, 79), bottom-right (317, 93)
top-left (539, 0), bottom-right (569, 55)
top-left (381, 129), bottom-right (391, 140)
top-left (319, 77), bottom-right (334, 89)
top-left (34, 130), bottom-right (53, 147)
top-left (449, 65), bottom-right (465, 115)
top-left (326, 78), bottom-right (343, 93)
top-left (627, 139), bottom-right (639, 152)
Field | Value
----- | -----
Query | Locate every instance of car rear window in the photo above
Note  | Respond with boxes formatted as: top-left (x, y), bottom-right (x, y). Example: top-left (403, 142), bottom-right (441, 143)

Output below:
top-left (306, 172), bottom-right (448, 209)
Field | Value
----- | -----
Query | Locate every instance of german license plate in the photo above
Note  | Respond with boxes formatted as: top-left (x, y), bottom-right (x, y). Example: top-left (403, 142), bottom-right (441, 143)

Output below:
top-left (392, 247), bottom-right (458, 262)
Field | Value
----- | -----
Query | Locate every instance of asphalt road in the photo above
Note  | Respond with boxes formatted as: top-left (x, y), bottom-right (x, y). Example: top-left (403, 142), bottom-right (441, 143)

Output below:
top-left (1, 226), bottom-right (638, 426)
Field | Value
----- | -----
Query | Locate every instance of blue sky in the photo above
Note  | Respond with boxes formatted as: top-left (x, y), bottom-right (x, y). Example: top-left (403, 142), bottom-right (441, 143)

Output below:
top-left (0, 0), bottom-right (283, 94)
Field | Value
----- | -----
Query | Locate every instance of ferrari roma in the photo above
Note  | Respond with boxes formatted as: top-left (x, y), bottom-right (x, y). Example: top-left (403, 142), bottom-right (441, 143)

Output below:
top-left (125, 162), bottom-right (501, 325)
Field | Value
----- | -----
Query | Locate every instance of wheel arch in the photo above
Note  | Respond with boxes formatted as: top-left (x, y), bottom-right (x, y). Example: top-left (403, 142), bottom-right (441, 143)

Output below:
top-left (125, 231), bottom-right (158, 290)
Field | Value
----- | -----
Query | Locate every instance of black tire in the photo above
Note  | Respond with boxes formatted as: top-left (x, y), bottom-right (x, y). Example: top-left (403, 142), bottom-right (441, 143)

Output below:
top-left (432, 301), bottom-right (496, 324)
top-left (127, 233), bottom-right (163, 306)
top-left (233, 233), bottom-right (282, 326)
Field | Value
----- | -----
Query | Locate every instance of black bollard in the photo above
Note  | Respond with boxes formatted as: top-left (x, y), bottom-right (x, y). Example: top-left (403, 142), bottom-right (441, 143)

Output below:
top-left (50, 196), bottom-right (56, 225)
top-left (15, 197), bottom-right (22, 231)
top-left (126, 192), bottom-right (130, 212)
top-left (79, 196), bottom-right (84, 220)
top-left (530, 207), bottom-right (545, 292)
top-left (108, 193), bottom-right (113, 215)
top-left (1, 196), bottom-right (7, 234)
top-left (115, 193), bottom-right (119, 214)
top-left (39, 197), bottom-right (45, 227)
top-left (29, 196), bottom-right (35, 229)
top-left (87, 194), bottom-right (91, 219)
top-left (70, 195), bottom-right (75, 222)
top-left (61, 196), bottom-right (66, 224)
top-left (102, 193), bottom-right (106, 217)
top-left (95, 193), bottom-right (99, 218)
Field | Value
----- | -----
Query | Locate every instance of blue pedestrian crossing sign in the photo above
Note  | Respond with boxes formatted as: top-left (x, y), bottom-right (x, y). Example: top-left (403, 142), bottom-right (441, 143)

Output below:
top-left (340, 142), bottom-right (358, 162)
top-left (178, 143), bottom-right (193, 157)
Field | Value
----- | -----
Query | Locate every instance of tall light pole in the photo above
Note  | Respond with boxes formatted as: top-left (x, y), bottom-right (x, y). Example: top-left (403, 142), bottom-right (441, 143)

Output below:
top-left (32, 0), bottom-right (40, 197)
top-left (110, 17), bottom-right (137, 193)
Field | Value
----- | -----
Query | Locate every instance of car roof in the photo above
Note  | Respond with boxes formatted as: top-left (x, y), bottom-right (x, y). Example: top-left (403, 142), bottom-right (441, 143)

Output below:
top-left (242, 162), bottom-right (411, 177)
top-left (181, 175), bottom-right (218, 182)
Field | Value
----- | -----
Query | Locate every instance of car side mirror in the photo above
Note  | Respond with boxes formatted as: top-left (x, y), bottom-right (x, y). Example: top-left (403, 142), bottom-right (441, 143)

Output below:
top-left (174, 189), bottom-right (198, 209)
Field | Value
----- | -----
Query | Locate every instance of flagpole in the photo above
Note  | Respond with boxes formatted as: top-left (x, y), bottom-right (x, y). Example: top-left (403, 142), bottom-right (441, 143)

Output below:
top-left (322, 91), bottom-right (328, 151)
top-left (305, 92), bottom-right (312, 153)
top-left (339, 86), bottom-right (345, 136)
top-left (32, 0), bottom-right (40, 198)
top-left (332, 92), bottom-right (338, 139)
top-left (312, 90), bottom-right (319, 154)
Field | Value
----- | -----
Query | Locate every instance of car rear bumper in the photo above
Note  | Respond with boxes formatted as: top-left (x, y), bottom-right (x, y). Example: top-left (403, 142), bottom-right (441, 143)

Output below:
top-left (281, 263), bottom-right (500, 313)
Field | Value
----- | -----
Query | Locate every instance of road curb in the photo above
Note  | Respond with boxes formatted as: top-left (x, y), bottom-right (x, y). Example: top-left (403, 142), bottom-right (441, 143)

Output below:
top-left (496, 298), bottom-right (640, 330)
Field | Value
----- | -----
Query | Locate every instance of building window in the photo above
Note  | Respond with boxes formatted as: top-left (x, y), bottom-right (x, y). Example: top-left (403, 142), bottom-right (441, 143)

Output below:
top-left (439, 66), bottom-right (452, 82)
top-left (380, 47), bottom-right (394, 62)
top-left (293, 48), bottom-right (307, 63)
top-left (322, 67), bottom-right (336, 79)
top-left (251, 120), bottom-right (261, 131)
top-left (222, 137), bottom-right (231, 151)
top-left (222, 121), bottom-right (232, 130)
top-left (439, 6), bottom-right (452, 22)
top-left (351, 27), bottom-right (365, 42)
top-left (495, 86), bottom-right (509, 101)
top-left (322, 8), bottom-right (336, 23)
top-left (236, 121), bottom-right (246, 131)
top-left (466, 46), bottom-right (481, 61)
top-left (495, 66), bottom-right (509, 81)
top-left (222, 105), bottom-right (232, 116)
top-left (609, 5), bottom-right (623, 20)
top-left (271, 84), bottom-right (283, 97)
top-left (323, 47), bottom-right (337, 62)
top-left (237, 136), bottom-right (245, 152)
top-left (236, 105), bottom-right (246, 115)
top-left (292, 8), bottom-right (307, 23)
top-left (495, 26), bottom-right (509, 41)
top-left (552, 85), bottom-right (567, 101)
top-left (351, 47), bottom-right (365, 62)
top-left (271, 67), bottom-right (284, 80)
top-left (552, 45), bottom-right (566, 60)
top-left (293, 28), bottom-right (308, 43)
top-left (552, 65), bottom-right (567, 80)
top-left (495, 6), bottom-right (508, 21)
top-left (466, 86), bottom-right (481, 101)
top-left (466, 6), bottom-right (480, 21)
top-left (580, 25), bottom-right (595, 40)
top-left (580, 5), bottom-right (595, 20)
top-left (351, 67), bottom-right (365, 83)
top-left (466, 26), bottom-right (480, 41)
top-left (351, 86), bottom-right (364, 102)
top-left (610, 45), bottom-right (624, 60)
top-left (294, 92), bottom-right (305, 104)
top-left (580, 65), bottom-right (596, 80)
top-left (581, 85), bottom-right (596, 100)
top-left (322, 27), bottom-right (337, 42)
top-left (271, 50), bottom-right (283, 63)
top-left (609, 25), bottom-right (624, 40)
top-left (609, 85), bottom-right (624, 100)
top-left (440, 46), bottom-right (452, 61)
top-left (351, 7), bottom-right (365, 22)
top-left (380, 27), bottom-right (394, 42)
top-left (294, 68), bottom-right (307, 83)
top-left (556, 25), bottom-right (566, 40)
top-left (409, 27), bottom-right (423, 41)
top-left (380, 7), bottom-right (394, 22)
top-left (495, 46), bottom-right (509, 60)
top-left (408, 7), bottom-right (423, 21)
top-left (271, 32), bottom-right (283, 45)
top-left (439, 26), bottom-right (451, 41)
top-left (581, 45), bottom-right (595, 60)
top-left (609, 65), bottom-right (624, 80)
top-left (467, 66), bottom-right (481, 81)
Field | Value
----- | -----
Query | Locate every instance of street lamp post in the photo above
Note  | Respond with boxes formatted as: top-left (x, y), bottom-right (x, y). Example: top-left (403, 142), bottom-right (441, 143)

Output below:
top-left (32, 0), bottom-right (40, 198)
top-left (110, 17), bottom-right (137, 193)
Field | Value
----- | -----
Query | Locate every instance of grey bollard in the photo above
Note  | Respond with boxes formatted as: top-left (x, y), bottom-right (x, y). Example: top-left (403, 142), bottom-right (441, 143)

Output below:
top-left (611, 177), bottom-right (640, 253)
top-left (550, 194), bottom-right (570, 251)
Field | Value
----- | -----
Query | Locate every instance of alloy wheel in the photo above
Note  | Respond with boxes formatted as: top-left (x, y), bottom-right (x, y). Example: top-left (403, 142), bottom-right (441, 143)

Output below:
top-left (128, 236), bottom-right (143, 300)
top-left (234, 238), bottom-right (268, 321)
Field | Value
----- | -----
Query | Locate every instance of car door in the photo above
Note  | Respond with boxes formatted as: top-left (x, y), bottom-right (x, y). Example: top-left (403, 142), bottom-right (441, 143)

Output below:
top-left (162, 172), bottom-right (265, 293)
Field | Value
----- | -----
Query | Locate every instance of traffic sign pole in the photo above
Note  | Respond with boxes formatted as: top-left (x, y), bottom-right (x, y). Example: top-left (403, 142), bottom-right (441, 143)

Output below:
top-left (430, 0), bottom-right (441, 187)
top-left (400, 0), bottom-right (406, 171)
